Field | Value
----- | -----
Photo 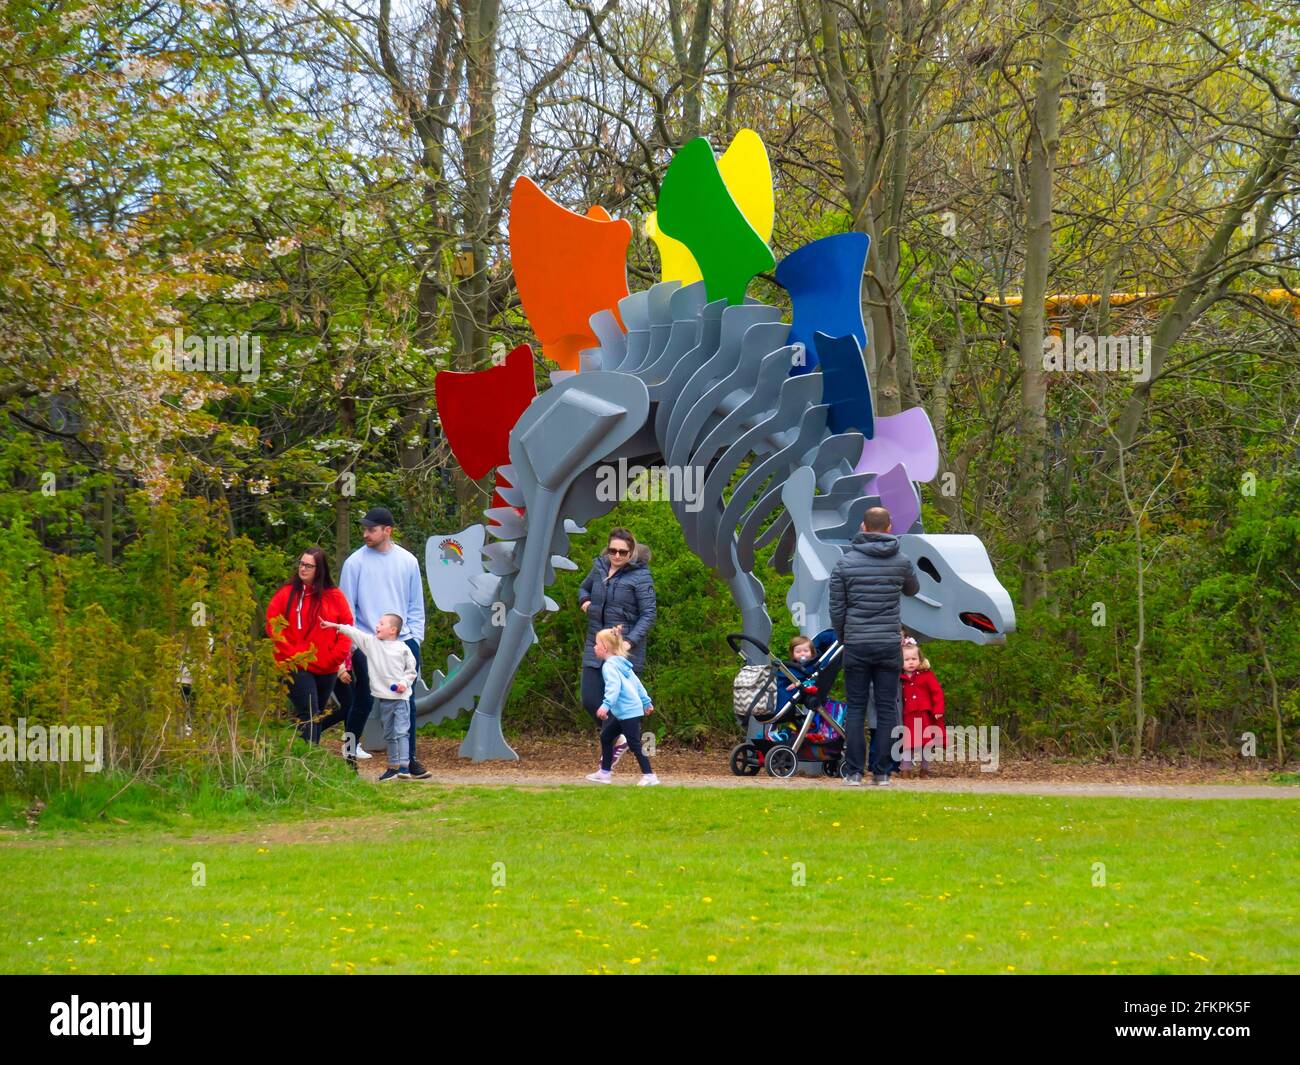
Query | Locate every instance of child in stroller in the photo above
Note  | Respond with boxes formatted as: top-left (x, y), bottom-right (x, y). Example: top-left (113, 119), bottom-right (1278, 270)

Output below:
top-left (728, 630), bottom-right (850, 779)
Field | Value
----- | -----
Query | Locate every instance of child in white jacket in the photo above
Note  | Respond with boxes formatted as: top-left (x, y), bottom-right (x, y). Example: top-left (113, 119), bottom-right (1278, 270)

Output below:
top-left (322, 613), bottom-right (418, 781)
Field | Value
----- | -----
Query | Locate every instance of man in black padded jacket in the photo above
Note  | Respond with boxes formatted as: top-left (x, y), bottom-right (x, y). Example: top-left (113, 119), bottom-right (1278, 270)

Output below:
top-left (829, 507), bottom-right (920, 787)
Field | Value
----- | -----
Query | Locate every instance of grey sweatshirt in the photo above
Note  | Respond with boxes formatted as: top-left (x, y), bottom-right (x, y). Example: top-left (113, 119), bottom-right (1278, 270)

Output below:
top-left (335, 624), bottom-right (418, 700)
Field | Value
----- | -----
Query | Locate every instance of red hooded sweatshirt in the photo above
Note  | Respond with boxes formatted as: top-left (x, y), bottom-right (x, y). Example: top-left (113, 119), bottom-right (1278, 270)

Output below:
top-left (265, 584), bottom-right (354, 674)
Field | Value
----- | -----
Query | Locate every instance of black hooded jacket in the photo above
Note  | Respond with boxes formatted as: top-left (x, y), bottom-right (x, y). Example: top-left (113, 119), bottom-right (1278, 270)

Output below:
top-left (828, 532), bottom-right (920, 647)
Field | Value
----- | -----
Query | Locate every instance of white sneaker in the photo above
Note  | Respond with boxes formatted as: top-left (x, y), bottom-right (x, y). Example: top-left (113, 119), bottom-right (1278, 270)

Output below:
top-left (354, 746), bottom-right (373, 760)
top-left (585, 769), bottom-right (612, 783)
top-left (637, 773), bottom-right (660, 787)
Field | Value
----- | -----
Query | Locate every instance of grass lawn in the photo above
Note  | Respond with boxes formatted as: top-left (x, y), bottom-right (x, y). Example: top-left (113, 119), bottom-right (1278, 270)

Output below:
top-left (1, 784), bottom-right (1296, 974)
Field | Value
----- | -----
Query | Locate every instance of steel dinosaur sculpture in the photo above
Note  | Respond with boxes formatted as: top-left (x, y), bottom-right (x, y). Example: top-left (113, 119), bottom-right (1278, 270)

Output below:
top-left (360, 131), bottom-right (1015, 761)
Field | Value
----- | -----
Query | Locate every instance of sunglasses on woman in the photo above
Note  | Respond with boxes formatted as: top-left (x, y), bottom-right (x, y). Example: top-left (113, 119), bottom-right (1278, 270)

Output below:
top-left (608, 547), bottom-right (630, 557)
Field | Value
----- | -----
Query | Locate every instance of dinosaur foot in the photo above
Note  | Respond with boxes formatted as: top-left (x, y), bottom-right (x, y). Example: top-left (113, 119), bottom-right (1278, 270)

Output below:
top-left (458, 711), bottom-right (520, 763)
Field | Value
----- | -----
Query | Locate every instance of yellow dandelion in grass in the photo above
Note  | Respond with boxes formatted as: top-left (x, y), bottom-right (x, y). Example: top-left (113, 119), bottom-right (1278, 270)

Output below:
top-left (1189, 951), bottom-right (1209, 962)
top-left (964, 934), bottom-right (976, 940)
top-left (257, 848), bottom-right (269, 854)
top-left (626, 957), bottom-right (641, 965)
top-left (449, 949), bottom-right (459, 956)
top-left (702, 896), bottom-right (713, 903)
top-left (707, 955), bottom-right (717, 962)
top-left (1006, 965), bottom-right (1015, 971)
top-left (934, 968), bottom-right (946, 974)
top-left (832, 822), bottom-right (841, 828)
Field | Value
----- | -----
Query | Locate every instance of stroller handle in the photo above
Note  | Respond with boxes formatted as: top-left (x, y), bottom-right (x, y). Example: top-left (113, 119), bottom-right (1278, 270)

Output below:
top-left (727, 632), bottom-right (771, 659)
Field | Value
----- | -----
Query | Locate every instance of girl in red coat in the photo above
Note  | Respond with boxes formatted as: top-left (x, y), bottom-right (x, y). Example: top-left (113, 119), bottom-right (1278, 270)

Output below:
top-left (265, 547), bottom-right (354, 743)
top-left (899, 637), bottom-right (945, 777)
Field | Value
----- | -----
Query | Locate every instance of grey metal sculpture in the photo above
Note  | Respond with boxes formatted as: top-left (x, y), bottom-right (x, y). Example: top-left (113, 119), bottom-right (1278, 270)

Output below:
top-left (404, 282), bottom-right (1015, 760)
top-left (396, 140), bottom-right (1016, 760)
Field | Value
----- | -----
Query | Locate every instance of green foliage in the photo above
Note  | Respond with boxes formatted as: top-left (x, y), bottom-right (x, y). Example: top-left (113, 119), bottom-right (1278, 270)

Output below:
top-left (0, 741), bottom-right (386, 830)
top-left (0, 491), bottom-right (288, 804)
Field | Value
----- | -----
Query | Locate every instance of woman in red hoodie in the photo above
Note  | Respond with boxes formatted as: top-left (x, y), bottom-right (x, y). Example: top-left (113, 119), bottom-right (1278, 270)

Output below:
top-left (265, 547), bottom-right (354, 743)
top-left (899, 637), bottom-right (945, 777)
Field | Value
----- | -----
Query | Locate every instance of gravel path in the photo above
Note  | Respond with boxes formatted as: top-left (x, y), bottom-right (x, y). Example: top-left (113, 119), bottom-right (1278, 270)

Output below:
top-left (401, 772), bottom-right (1298, 799)
top-left (340, 736), bottom-right (1300, 800)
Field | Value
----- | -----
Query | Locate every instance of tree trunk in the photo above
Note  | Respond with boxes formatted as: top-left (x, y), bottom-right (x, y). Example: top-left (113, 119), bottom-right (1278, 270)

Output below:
top-left (1017, 0), bottom-right (1077, 609)
top-left (99, 473), bottom-right (113, 565)
top-left (335, 395), bottom-right (355, 571)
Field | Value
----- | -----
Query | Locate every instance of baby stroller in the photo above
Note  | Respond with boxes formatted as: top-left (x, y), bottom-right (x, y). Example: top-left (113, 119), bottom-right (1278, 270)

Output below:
top-left (727, 630), bottom-right (850, 779)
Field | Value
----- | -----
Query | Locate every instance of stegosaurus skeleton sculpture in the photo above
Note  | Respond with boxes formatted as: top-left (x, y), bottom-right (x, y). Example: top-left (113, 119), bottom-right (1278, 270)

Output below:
top-left (367, 133), bottom-right (1015, 762)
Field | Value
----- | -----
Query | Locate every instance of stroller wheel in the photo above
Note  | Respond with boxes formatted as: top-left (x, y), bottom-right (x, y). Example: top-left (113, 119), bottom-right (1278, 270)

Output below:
top-left (728, 742), bottom-right (761, 777)
top-left (823, 759), bottom-right (841, 778)
top-left (766, 745), bottom-right (798, 779)
top-left (838, 759), bottom-right (853, 780)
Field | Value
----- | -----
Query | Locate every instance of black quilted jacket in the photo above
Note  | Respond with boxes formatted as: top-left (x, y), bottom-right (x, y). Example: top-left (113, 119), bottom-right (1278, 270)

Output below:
top-left (828, 532), bottom-right (920, 646)
top-left (578, 544), bottom-right (657, 669)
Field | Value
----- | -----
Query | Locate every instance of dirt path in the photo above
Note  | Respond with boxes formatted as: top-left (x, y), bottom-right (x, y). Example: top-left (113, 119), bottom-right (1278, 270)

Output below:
top-left (340, 736), bottom-right (1300, 800)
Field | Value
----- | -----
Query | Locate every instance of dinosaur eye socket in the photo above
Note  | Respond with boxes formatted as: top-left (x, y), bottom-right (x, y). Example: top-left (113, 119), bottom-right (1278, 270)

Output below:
top-left (917, 557), bottom-right (941, 582)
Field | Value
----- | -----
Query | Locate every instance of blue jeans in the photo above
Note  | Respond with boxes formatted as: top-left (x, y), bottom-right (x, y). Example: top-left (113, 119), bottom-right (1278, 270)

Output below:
top-left (375, 697), bottom-right (410, 766)
top-left (843, 643), bottom-right (902, 777)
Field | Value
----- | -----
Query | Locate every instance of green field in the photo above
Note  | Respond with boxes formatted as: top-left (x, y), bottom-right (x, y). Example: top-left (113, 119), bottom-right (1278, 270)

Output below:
top-left (1, 785), bottom-right (1296, 974)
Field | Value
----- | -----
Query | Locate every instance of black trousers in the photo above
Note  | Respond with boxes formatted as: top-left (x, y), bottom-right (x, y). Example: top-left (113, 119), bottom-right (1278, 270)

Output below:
top-left (314, 655), bottom-right (364, 742)
top-left (580, 666), bottom-right (606, 723)
top-left (287, 671), bottom-right (337, 744)
top-left (843, 643), bottom-right (902, 777)
top-left (600, 715), bottom-right (652, 773)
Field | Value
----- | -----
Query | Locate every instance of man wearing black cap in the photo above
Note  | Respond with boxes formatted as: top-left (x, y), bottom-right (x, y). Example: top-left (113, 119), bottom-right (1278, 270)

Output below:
top-left (337, 506), bottom-right (431, 778)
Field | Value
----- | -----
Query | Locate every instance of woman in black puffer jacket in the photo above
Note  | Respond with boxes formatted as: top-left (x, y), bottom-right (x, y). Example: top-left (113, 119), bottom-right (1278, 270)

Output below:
top-left (578, 526), bottom-right (657, 721)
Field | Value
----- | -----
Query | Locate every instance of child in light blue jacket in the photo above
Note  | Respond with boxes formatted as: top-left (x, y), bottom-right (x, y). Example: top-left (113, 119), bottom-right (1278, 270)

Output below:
top-left (585, 625), bottom-right (660, 786)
